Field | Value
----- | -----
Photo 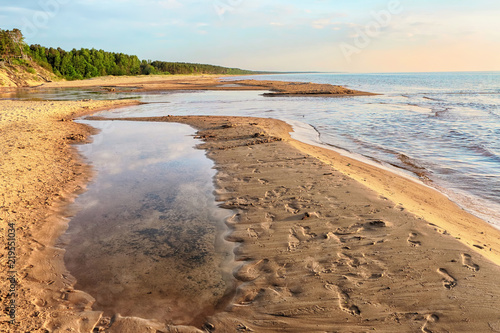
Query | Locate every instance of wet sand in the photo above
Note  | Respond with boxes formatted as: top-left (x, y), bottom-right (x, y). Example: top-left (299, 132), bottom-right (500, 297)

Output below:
top-left (6, 74), bottom-right (374, 96)
top-left (99, 115), bottom-right (500, 332)
top-left (2, 76), bottom-right (500, 332)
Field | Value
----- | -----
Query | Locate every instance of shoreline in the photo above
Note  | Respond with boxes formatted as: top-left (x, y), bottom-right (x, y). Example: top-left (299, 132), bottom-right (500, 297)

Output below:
top-left (2, 77), bottom-right (500, 331)
top-left (94, 114), bottom-right (500, 332)
top-left (1, 74), bottom-right (374, 97)
top-left (288, 119), bottom-right (500, 232)
top-left (0, 99), bottom-right (142, 331)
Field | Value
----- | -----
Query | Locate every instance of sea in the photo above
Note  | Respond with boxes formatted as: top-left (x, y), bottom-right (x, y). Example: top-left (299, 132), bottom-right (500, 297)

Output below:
top-left (4, 71), bottom-right (500, 227)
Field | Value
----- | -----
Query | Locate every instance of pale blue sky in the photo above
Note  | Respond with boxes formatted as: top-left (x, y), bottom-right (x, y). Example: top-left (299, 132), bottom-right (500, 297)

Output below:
top-left (1, 0), bottom-right (499, 72)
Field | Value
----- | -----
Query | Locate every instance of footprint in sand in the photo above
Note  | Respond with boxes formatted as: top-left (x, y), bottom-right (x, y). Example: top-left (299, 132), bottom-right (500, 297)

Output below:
top-left (364, 220), bottom-right (387, 229)
top-left (233, 282), bottom-right (261, 305)
top-left (233, 260), bottom-right (266, 282)
top-left (338, 252), bottom-right (361, 268)
top-left (285, 203), bottom-right (300, 214)
top-left (437, 268), bottom-right (457, 289)
top-left (461, 253), bottom-right (480, 272)
top-left (428, 223), bottom-right (449, 235)
top-left (421, 313), bottom-right (440, 333)
top-left (407, 232), bottom-right (422, 247)
top-left (247, 218), bottom-right (274, 238)
top-left (338, 291), bottom-right (361, 315)
top-left (325, 284), bottom-right (361, 316)
top-left (265, 212), bottom-right (276, 222)
top-left (288, 225), bottom-right (316, 250)
top-left (291, 225), bottom-right (316, 242)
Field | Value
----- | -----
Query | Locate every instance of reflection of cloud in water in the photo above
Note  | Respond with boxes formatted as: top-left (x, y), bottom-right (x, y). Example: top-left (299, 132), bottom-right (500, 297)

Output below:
top-left (65, 120), bottom-right (231, 325)
top-left (84, 123), bottom-right (202, 176)
top-left (175, 182), bottom-right (214, 214)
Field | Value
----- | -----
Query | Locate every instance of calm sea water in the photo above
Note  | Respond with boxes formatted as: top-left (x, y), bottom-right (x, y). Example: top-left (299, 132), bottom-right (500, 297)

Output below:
top-left (100, 72), bottom-right (500, 227)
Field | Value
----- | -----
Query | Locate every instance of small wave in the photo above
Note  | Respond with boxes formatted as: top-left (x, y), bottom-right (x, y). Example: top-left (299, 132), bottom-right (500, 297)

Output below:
top-left (423, 96), bottom-right (445, 102)
top-left (444, 92), bottom-right (500, 95)
top-left (467, 144), bottom-right (500, 162)
top-left (396, 154), bottom-right (432, 181)
top-left (487, 106), bottom-right (500, 119)
top-left (399, 102), bottom-right (433, 113)
top-left (431, 107), bottom-right (452, 117)
top-left (331, 132), bottom-right (433, 181)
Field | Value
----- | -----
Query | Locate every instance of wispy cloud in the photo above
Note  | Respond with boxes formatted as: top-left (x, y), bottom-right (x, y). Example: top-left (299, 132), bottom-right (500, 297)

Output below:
top-left (158, 0), bottom-right (183, 10)
top-left (0, 0), bottom-right (498, 72)
top-left (1, 6), bottom-right (37, 15)
top-left (311, 18), bottom-right (343, 30)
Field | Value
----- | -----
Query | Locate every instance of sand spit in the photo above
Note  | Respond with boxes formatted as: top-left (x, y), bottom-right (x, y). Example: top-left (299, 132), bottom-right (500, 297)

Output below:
top-left (233, 79), bottom-right (376, 96)
top-left (93, 115), bottom-right (500, 333)
top-left (1, 74), bottom-right (373, 96)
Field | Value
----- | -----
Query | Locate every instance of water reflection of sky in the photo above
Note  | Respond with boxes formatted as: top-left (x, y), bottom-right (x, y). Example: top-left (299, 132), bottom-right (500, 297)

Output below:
top-left (80, 121), bottom-right (205, 176)
top-left (64, 120), bottom-right (232, 326)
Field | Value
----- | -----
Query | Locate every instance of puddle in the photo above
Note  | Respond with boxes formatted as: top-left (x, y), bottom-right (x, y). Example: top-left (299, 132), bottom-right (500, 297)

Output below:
top-left (61, 120), bottom-right (234, 327)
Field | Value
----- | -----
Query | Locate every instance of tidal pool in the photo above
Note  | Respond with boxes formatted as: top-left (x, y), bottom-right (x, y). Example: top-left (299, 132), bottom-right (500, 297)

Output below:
top-left (61, 120), bottom-right (233, 326)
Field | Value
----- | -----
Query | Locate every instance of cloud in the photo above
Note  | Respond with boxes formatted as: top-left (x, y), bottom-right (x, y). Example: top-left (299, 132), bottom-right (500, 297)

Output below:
top-left (158, 0), bottom-right (183, 10)
top-left (1, 6), bottom-right (38, 15)
top-left (311, 19), bottom-right (344, 30)
top-left (312, 18), bottom-right (331, 29)
top-left (310, 12), bottom-right (346, 30)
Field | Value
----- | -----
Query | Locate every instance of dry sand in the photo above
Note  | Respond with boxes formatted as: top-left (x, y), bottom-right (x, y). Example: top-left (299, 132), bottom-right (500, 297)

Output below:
top-left (1, 77), bottom-right (500, 332)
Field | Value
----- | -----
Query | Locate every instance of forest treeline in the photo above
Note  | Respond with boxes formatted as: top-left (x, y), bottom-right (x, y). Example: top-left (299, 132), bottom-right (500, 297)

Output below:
top-left (1, 28), bottom-right (257, 80)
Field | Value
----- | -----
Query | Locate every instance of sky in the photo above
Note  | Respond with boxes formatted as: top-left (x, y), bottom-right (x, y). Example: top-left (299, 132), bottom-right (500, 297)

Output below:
top-left (1, 0), bottom-right (499, 72)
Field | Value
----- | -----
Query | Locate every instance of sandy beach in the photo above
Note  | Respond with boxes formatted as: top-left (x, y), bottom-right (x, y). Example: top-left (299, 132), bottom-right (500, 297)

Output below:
top-left (2, 76), bottom-right (500, 332)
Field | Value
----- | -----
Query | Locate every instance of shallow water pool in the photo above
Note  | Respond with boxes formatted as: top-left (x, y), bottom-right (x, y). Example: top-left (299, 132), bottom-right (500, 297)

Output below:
top-left (61, 120), bottom-right (233, 326)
